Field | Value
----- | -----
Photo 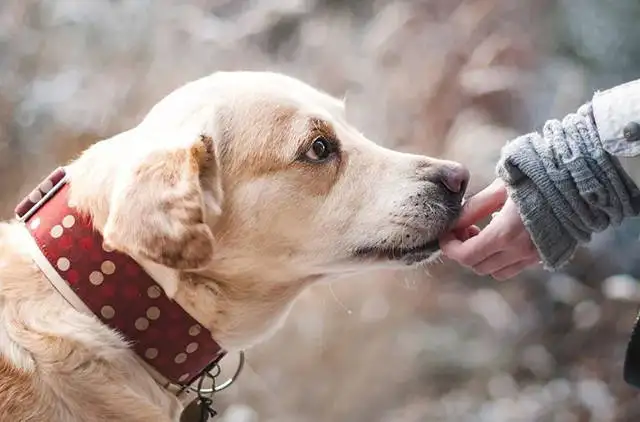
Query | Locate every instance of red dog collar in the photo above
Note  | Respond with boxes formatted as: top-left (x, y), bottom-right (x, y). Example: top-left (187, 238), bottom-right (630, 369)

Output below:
top-left (15, 167), bottom-right (225, 387)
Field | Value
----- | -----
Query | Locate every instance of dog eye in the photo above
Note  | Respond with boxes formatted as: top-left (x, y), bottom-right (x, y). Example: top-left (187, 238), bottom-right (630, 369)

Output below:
top-left (304, 137), bottom-right (335, 162)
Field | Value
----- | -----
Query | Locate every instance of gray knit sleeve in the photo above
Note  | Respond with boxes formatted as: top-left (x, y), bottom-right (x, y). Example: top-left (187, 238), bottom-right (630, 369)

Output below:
top-left (496, 103), bottom-right (640, 269)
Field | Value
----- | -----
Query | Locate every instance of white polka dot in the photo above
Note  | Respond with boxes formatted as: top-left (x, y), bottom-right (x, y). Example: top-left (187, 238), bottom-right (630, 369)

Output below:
top-left (40, 179), bottom-right (54, 193)
top-left (56, 257), bottom-right (70, 271)
top-left (188, 325), bottom-right (201, 337)
top-left (146, 306), bottom-right (160, 320)
top-left (28, 190), bottom-right (42, 203)
top-left (102, 242), bottom-right (115, 253)
top-left (62, 215), bottom-right (75, 228)
top-left (144, 348), bottom-right (158, 360)
top-left (50, 225), bottom-right (63, 238)
top-left (186, 342), bottom-right (199, 354)
top-left (101, 305), bottom-right (115, 319)
top-left (178, 373), bottom-right (191, 382)
top-left (135, 317), bottom-right (149, 331)
top-left (89, 271), bottom-right (104, 286)
top-left (101, 260), bottom-right (116, 275)
top-left (174, 353), bottom-right (187, 364)
top-left (147, 286), bottom-right (161, 299)
top-left (29, 218), bottom-right (41, 230)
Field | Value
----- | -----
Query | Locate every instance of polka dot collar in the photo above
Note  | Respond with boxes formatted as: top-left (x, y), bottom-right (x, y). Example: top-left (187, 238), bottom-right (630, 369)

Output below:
top-left (15, 168), bottom-right (225, 387)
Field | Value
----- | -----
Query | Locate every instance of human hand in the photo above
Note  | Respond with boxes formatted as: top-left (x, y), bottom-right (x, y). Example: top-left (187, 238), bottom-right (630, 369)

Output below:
top-left (439, 179), bottom-right (541, 280)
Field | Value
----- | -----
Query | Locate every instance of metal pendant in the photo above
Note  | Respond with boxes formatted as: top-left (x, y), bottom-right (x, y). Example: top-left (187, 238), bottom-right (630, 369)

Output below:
top-left (180, 351), bottom-right (246, 422)
top-left (180, 398), bottom-right (217, 422)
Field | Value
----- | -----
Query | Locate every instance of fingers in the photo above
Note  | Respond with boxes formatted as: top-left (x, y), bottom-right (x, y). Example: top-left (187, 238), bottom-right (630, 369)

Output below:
top-left (454, 178), bottom-right (507, 229)
top-left (472, 251), bottom-right (510, 275)
top-left (441, 195), bottom-right (541, 279)
top-left (491, 257), bottom-right (540, 281)
top-left (441, 205), bottom-right (516, 266)
top-left (439, 227), bottom-right (501, 266)
top-left (452, 225), bottom-right (480, 241)
top-left (472, 248), bottom-right (537, 277)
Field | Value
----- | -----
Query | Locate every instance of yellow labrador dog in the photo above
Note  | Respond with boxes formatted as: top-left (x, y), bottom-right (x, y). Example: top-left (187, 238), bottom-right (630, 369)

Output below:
top-left (0, 71), bottom-right (468, 422)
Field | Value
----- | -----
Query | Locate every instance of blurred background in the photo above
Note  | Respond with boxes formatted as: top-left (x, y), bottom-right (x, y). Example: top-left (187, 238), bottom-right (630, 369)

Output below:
top-left (2, 0), bottom-right (640, 421)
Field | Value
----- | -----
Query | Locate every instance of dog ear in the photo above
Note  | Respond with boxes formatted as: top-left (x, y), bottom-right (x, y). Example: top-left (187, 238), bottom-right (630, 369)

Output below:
top-left (103, 135), bottom-right (222, 270)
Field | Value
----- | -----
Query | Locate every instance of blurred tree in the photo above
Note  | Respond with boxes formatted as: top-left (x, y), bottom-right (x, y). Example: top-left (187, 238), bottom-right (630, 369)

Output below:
top-left (555, 0), bottom-right (640, 89)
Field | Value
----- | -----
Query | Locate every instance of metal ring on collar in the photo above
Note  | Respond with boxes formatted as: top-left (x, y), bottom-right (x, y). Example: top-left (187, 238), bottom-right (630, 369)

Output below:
top-left (190, 351), bottom-right (245, 395)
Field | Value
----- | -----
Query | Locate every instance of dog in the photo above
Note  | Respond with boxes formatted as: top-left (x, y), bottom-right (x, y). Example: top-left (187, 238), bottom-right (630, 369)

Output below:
top-left (0, 71), bottom-right (469, 421)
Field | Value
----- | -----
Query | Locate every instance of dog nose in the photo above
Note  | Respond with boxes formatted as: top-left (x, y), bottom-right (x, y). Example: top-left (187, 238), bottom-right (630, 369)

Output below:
top-left (439, 163), bottom-right (470, 195)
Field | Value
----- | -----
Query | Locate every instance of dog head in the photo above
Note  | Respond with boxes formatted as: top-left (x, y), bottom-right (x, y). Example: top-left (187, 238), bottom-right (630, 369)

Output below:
top-left (66, 72), bottom-right (468, 347)
top-left (82, 72), bottom-right (467, 282)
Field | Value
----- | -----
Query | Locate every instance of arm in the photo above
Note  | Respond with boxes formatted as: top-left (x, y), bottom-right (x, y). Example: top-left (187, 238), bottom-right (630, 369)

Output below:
top-left (441, 80), bottom-right (640, 274)
top-left (498, 86), bottom-right (640, 269)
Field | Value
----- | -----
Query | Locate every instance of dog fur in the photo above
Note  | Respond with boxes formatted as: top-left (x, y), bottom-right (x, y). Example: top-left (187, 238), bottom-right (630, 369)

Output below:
top-left (0, 71), bottom-right (466, 421)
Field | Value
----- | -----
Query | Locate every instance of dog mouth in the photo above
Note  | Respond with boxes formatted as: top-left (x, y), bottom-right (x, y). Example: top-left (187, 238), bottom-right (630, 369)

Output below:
top-left (353, 238), bottom-right (441, 264)
top-left (353, 205), bottom-right (462, 265)
top-left (352, 194), bottom-right (464, 265)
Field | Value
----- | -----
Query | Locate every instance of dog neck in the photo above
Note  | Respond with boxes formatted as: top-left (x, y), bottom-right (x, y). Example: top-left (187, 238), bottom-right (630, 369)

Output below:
top-left (175, 269), bottom-right (316, 351)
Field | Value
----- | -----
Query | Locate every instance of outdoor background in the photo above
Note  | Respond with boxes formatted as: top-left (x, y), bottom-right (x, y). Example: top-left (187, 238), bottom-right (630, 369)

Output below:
top-left (2, 1), bottom-right (640, 421)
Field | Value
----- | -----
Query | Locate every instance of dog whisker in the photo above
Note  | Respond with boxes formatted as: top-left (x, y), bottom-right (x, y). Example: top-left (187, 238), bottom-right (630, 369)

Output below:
top-left (328, 283), bottom-right (353, 316)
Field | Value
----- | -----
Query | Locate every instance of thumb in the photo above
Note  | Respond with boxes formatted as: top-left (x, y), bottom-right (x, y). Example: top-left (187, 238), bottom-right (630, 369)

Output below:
top-left (454, 178), bottom-right (507, 228)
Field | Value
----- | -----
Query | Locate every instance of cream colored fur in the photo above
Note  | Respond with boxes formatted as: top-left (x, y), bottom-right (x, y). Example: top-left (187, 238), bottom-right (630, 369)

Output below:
top-left (0, 71), bottom-right (466, 421)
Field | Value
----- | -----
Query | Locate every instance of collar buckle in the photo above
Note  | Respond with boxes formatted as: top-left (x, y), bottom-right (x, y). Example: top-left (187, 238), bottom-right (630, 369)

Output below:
top-left (189, 350), bottom-right (245, 395)
top-left (15, 167), bottom-right (68, 222)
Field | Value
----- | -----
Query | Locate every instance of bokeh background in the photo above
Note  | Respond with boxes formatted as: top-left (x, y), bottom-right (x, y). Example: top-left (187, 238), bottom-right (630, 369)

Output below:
top-left (2, 1), bottom-right (640, 421)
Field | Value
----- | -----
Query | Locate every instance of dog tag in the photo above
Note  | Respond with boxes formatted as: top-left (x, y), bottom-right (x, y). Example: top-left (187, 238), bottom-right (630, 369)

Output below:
top-left (180, 398), bottom-right (217, 422)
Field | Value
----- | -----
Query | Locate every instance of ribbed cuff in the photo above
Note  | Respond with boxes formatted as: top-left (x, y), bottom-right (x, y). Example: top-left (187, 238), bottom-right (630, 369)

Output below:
top-left (496, 103), bottom-right (640, 270)
top-left (498, 152), bottom-right (578, 270)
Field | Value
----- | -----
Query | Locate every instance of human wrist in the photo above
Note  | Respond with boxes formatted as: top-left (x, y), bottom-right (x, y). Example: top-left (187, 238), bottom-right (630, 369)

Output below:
top-left (496, 102), bottom-right (640, 269)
